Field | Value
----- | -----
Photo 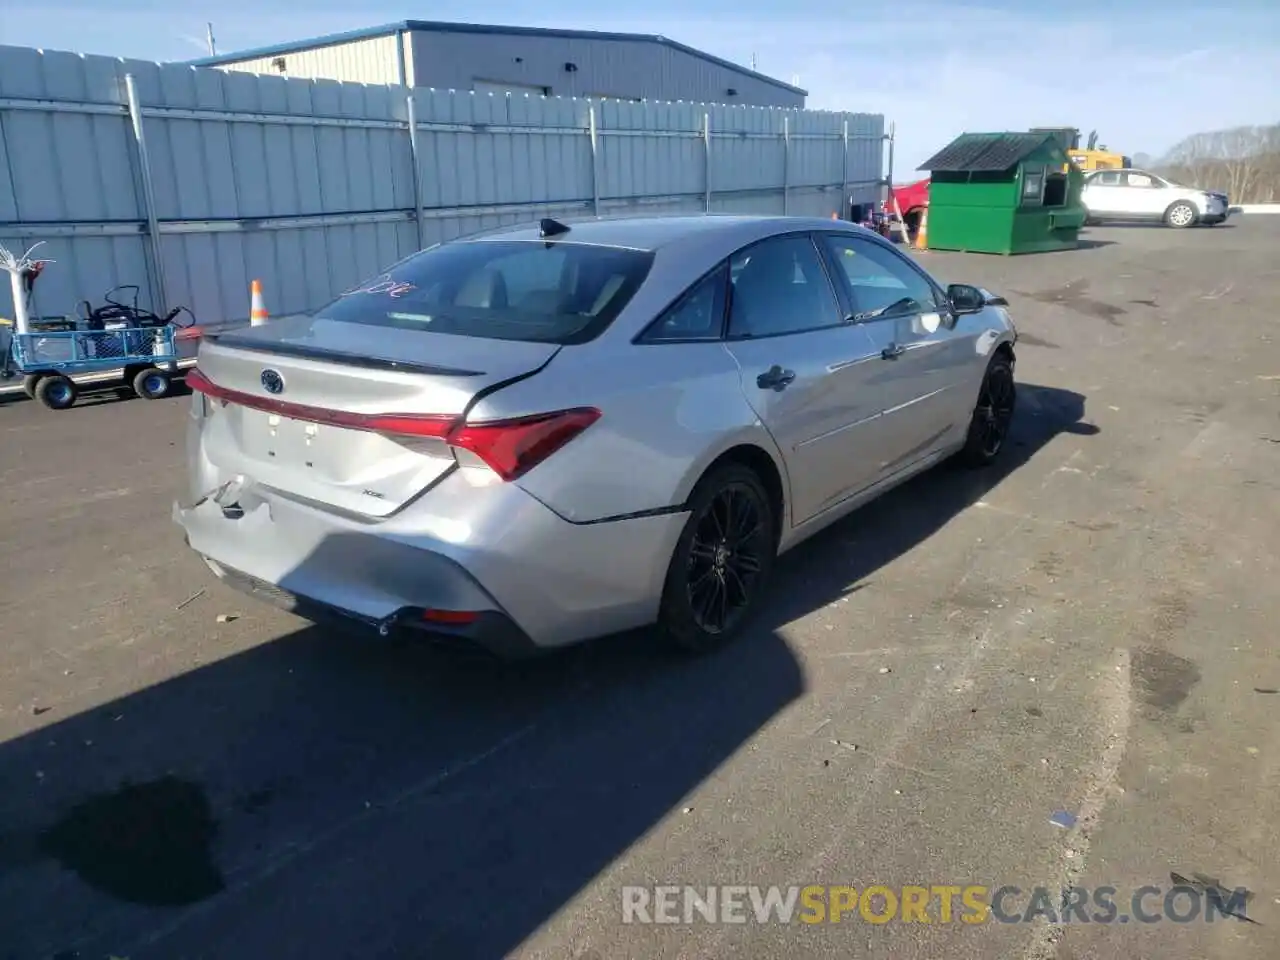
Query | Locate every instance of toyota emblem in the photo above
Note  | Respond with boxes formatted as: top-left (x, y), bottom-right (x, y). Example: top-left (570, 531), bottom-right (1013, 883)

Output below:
top-left (260, 369), bottom-right (285, 394)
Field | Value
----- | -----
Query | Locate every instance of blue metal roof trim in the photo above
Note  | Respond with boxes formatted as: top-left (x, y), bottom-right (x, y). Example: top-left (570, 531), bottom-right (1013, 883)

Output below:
top-left (179, 19), bottom-right (808, 97)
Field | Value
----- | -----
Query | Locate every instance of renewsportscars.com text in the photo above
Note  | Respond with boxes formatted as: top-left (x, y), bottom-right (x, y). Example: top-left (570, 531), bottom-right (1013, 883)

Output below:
top-left (621, 884), bottom-right (1251, 925)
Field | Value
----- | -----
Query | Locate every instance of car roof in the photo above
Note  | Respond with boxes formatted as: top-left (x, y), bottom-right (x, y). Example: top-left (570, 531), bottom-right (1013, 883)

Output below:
top-left (459, 214), bottom-right (866, 252)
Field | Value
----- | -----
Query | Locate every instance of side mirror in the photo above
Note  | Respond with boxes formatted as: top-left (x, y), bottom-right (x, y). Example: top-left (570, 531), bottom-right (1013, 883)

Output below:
top-left (946, 283), bottom-right (986, 315)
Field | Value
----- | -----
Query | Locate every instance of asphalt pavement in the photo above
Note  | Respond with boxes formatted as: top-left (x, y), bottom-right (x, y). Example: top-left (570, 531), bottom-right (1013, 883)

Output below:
top-left (1, 217), bottom-right (1278, 960)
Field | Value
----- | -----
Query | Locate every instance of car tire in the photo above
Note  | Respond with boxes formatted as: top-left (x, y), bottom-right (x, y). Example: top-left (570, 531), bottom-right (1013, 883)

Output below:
top-left (958, 352), bottom-right (1016, 468)
top-left (1165, 201), bottom-right (1197, 228)
top-left (657, 462), bottom-right (777, 655)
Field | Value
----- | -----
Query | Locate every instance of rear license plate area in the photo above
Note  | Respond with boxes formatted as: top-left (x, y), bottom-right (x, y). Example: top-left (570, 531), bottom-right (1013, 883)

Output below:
top-left (247, 411), bottom-right (318, 466)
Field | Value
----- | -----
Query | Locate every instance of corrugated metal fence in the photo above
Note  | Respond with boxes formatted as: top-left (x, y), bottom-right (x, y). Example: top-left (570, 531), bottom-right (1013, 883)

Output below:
top-left (0, 46), bottom-right (885, 325)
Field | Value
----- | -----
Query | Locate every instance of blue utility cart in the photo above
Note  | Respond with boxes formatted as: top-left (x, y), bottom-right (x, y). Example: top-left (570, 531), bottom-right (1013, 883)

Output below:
top-left (8, 322), bottom-right (181, 410)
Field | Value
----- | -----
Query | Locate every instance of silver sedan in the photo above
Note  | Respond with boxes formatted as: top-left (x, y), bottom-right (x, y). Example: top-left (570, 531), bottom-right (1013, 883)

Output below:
top-left (175, 215), bottom-right (1018, 656)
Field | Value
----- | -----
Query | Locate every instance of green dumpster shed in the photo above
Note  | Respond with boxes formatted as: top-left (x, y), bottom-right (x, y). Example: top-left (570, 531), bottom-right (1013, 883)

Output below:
top-left (917, 132), bottom-right (1086, 255)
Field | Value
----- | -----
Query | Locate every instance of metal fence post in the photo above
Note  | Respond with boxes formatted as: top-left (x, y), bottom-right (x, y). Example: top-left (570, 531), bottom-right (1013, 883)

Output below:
top-left (885, 121), bottom-right (896, 205)
top-left (588, 105), bottom-right (601, 217)
top-left (841, 119), bottom-right (850, 219)
top-left (405, 91), bottom-right (426, 250)
top-left (124, 74), bottom-right (167, 313)
top-left (703, 112), bottom-right (712, 212)
top-left (782, 115), bottom-right (790, 215)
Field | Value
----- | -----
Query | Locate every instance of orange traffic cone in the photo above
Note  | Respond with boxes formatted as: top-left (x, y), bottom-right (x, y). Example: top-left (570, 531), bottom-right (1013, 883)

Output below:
top-left (831, 211), bottom-right (839, 220)
top-left (249, 279), bottom-right (269, 326)
top-left (913, 208), bottom-right (929, 251)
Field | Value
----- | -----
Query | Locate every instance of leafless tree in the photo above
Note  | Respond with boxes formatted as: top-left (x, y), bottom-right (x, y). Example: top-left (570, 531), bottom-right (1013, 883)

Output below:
top-left (1156, 123), bottom-right (1280, 204)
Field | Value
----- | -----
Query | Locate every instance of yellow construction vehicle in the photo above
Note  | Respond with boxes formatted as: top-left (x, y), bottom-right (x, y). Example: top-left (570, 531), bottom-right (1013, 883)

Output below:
top-left (1031, 127), bottom-right (1131, 171)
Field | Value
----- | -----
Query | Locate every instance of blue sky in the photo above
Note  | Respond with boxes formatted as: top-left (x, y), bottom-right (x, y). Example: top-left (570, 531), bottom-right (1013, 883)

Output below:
top-left (1, 0), bottom-right (1277, 173)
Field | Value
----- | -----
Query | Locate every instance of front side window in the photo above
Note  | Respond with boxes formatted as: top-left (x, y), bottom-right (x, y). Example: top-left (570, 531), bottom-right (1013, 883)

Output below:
top-left (726, 235), bottom-right (842, 339)
top-left (312, 240), bottom-right (655, 344)
top-left (821, 234), bottom-right (939, 321)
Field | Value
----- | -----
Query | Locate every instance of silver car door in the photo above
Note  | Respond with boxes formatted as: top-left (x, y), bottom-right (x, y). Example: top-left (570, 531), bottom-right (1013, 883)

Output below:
top-left (819, 232), bottom-right (970, 481)
top-left (1082, 169), bottom-right (1124, 214)
top-left (721, 233), bottom-right (884, 524)
top-left (1122, 170), bottom-right (1166, 216)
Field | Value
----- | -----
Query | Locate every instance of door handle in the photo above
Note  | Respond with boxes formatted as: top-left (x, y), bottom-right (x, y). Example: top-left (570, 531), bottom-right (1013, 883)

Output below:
top-left (757, 365), bottom-right (796, 391)
top-left (881, 343), bottom-right (906, 359)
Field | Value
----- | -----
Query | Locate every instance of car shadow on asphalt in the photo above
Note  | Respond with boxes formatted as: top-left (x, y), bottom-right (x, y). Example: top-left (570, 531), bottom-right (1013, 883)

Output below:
top-left (0, 384), bottom-right (1095, 959)
top-left (762, 383), bottom-right (1098, 629)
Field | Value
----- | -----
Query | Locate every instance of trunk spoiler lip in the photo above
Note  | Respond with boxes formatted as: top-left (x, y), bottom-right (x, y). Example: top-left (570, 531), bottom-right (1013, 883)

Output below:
top-left (205, 332), bottom-right (487, 378)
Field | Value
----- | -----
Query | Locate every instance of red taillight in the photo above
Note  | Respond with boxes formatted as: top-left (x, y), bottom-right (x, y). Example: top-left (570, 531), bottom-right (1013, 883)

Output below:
top-left (449, 408), bottom-right (600, 481)
top-left (421, 609), bottom-right (480, 625)
top-left (187, 368), bottom-right (599, 481)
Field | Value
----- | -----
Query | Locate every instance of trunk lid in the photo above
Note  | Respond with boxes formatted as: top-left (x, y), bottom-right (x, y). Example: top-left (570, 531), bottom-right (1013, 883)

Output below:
top-left (194, 315), bottom-right (559, 518)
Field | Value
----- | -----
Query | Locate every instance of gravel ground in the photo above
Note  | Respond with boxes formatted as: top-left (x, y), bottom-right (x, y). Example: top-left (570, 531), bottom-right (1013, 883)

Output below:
top-left (1, 216), bottom-right (1278, 960)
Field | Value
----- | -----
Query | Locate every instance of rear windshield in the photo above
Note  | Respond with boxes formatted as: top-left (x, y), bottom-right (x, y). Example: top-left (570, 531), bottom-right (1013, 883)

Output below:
top-left (314, 240), bottom-right (655, 344)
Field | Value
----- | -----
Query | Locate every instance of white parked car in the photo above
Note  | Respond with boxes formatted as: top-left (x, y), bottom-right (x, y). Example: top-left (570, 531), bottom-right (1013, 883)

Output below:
top-left (1081, 169), bottom-right (1230, 228)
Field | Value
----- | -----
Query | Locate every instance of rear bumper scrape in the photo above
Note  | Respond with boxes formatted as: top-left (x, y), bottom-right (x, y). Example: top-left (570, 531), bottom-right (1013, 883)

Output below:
top-left (173, 469), bottom-right (687, 651)
top-left (207, 558), bottom-right (543, 659)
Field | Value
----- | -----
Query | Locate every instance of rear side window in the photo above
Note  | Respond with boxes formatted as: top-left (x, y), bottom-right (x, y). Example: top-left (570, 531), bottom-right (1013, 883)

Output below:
top-left (640, 264), bottom-right (728, 342)
top-left (314, 240), bottom-right (654, 344)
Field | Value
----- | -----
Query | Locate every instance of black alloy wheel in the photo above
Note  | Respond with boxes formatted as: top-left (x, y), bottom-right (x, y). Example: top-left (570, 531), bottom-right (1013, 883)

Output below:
top-left (659, 463), bottom-right (776, 653)
top-left (960, 355), bottom-right (1016, 467)
top-left (686, 483), bottom-right (768, 634)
